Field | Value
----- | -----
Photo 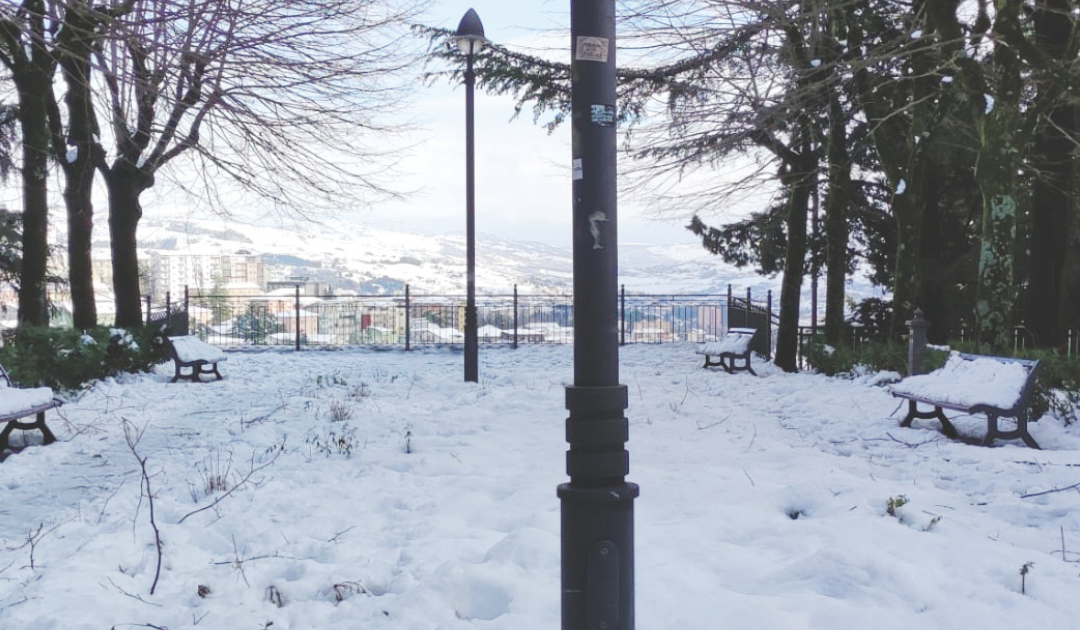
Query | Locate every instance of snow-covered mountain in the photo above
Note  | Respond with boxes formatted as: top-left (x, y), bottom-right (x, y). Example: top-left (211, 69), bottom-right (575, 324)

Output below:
top-left (127, 216), bottom-right (768, 297)
top-left (73, 215), bottom-right (880, 322)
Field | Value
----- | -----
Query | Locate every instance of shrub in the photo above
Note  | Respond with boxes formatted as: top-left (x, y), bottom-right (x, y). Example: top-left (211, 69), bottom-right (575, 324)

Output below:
top-left (0, 324), bottom-right (170, 391)
top-left (848, 298), bottom-right (892, 340)
top-left (1013, 349), bottom-right (1080, 425)
top-left (800, 337), bottom-right (856, 376)
top-left (801, 332), bottom-right (952, 377)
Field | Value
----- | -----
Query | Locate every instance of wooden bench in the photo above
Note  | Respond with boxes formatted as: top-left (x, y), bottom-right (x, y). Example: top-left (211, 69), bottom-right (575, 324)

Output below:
top-left (697, 327), bottom-right (757, 375)
top-left (166, 335), bottom-right (227, 383)
top-left (0, 362), bottom-right (61, 455)
top-left (888, 352), bottom-right (1040, 448)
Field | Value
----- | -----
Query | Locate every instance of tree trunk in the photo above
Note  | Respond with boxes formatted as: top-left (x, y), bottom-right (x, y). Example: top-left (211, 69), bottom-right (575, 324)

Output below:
top-left (1027, 0), bottom-right (1074, 347)
top-left (1028, 106), bottom-right (1072, 347)
top-left (918, 165), bottom-right (948, 344)
top-left (1061, 160), bottom-right (1080, 337)
top-left (105, 167), bottom-right (149, 328)
top-left (973, 0), bottom-right (1024, 352)
top-left (823, 83), bottom-right (851, 347)
top-left (57, 0), bottom-right (100, 330)
top-left (774, 142), bottom-right (814, 372)
top-left (64, 165), bottom-right (96, 329)
top-left (14, 33), bottom-right (52, 327)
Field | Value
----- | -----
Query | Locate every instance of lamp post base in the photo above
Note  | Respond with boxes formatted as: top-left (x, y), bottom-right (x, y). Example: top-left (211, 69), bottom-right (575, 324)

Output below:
top-left (558, 482), bottom-right (638, 630)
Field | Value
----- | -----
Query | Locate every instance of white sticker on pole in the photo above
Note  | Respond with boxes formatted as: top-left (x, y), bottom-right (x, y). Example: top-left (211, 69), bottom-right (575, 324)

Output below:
top-left (573, 158), bottom-right (583, 180)
top-left (576, 36), bottom-right (609, 62)
top-left (589, 211), bottom-right (608, 249)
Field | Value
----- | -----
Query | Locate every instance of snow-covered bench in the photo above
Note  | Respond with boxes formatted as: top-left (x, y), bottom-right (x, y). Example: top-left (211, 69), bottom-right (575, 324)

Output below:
top-left (697, 327), bottom-right (757, 375)
top-left (0, 362), bottom-right (61, 455)
top-left (166, 335), bottom-right (227, 383)
top-left (888, 352), bottom-right (1040, 448)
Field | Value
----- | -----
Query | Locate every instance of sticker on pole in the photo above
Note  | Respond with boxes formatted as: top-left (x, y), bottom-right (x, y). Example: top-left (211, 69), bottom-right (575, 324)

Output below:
top-left (576, 36), bottom-right (609, 62)
top-left (573, 158), bottom-right (583, 181)
top-left (588, 211), bottom-right (608, 250)
top-left (591, 104), bottom-right (616, 127)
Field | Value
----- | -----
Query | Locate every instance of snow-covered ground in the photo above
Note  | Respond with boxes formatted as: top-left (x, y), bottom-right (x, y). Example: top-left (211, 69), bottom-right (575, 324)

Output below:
top-left (2, 343), bottom-right (1079, 629)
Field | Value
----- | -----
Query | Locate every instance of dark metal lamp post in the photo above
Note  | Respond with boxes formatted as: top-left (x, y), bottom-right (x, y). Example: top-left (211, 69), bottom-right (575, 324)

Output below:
top-left (455, 8), bottom-right (488, 383)
top-left (560, 1), bottom-right (637, 629)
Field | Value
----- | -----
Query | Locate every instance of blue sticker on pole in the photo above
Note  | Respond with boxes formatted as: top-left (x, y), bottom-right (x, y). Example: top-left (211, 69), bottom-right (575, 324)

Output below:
top-left (591, 104), bottom-right (615, 127)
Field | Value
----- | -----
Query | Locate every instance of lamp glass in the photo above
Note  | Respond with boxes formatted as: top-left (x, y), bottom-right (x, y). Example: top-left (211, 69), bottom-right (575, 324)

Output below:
top-left (455, 35), bottom-right (486, 55)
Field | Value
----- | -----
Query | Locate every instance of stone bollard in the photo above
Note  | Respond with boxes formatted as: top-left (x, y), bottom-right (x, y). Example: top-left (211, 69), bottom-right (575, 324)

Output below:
top-left (906, 308), bottom-right (929, 375)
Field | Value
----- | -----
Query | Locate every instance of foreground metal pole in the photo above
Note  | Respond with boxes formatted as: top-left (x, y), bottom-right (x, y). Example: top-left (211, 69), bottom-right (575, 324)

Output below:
top-left (464, 47), bottom-right (479, 382)
top-left (559, 2), bottom-right (637, 629)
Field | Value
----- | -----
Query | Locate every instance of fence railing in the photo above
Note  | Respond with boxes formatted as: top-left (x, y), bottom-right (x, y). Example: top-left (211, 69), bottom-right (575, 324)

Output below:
top-left (146, 285), bottom-right (777, 353)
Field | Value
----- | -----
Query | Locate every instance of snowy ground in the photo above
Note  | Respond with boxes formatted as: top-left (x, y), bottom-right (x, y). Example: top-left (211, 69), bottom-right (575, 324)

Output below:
top-left (2, 343), bottom-right (1079, 629)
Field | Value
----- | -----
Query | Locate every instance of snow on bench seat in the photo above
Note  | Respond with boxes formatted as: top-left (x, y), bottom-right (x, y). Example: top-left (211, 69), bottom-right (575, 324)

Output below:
top-left (698, 332), bottom-right (754, 357)
top-left (0, 385), bottom-right (57, 417)
top-left (697, 328), bottom-right (757, 375)
top-left (889, 352), bottom-right (1031, 412)
top-left (888, 352), bottom-right (1040, 448)
top-left (170, 336), bottom-right (227, 364)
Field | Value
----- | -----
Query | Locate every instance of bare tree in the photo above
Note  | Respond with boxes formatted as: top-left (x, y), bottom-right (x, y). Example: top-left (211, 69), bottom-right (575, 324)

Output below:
top-left (90, 0), bottom-right (423, 326)
top-left (0, 0), bottom-right (56, 326)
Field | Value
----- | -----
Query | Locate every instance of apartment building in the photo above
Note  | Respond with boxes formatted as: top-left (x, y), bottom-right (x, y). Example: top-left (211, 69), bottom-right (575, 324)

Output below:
top-left (149, 250), bottom-right (268, 302)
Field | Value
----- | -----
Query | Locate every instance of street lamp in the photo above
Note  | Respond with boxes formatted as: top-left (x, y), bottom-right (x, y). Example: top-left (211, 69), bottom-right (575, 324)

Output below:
top-left (455, 8), bottom-right (488, 383)
top-left (559, 1), bottom-right (637, 629)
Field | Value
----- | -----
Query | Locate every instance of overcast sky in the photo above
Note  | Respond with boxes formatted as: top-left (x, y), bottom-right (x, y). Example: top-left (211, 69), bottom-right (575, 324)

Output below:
top-left (367, 0), bottom-right (712, 249)
top-left (1, 1), bottom-right (751, 252)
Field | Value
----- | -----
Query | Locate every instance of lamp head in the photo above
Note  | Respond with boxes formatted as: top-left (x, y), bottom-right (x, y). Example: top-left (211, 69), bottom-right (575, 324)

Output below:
top-left (454, 8), bottom-right (488, 56)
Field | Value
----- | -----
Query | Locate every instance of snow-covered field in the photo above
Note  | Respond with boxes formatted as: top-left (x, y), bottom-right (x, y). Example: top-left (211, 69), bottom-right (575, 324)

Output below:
top-left (2, 343), bottom-right (1079, 629)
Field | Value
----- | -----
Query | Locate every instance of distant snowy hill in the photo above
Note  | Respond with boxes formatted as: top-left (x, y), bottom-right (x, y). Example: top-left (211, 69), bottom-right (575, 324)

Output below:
top-left (128, 216), bottom-right (753, 296)
top-left (77, 216), bottom-right (880, 318)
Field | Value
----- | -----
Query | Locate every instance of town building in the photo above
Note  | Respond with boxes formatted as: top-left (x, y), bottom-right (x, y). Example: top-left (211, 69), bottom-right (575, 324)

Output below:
top-left (148, 249), bottom-right (267, 302)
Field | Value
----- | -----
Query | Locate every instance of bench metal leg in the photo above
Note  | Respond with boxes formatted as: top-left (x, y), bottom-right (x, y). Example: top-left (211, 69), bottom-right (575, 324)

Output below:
top-left (173, 360), bottom-right (221, 383)
top-left (703, 352), bottom-right (757, 375)
top-left (900, 401), bottom-right (958, 438)
top-left (721, 353), bottom-right (755, 376)
top-left (0, 411), bottom-right (57, 453)
top-left (984, 414), bottom-right (1041, 449)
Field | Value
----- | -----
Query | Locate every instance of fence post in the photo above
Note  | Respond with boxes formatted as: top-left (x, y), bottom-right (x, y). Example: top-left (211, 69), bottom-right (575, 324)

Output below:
top-left (144, 295), bottom-right (151, 325)
top-left (797, 326), bottom-right (804, 369)
top-left (513, 284), bottom-right (519, 349)
top-left (906, 308), bottom-right (929, 376)
top-left (745, 287), bottom-right (752, 328)
top-left (295, 285), bottom-right (301, 351)
top-left (620, 284), bottom-right (626, 346)
top-left (404, 285), bottom-right (411, 351)
top-left (766, 290), bottom-right (773, 360)
top-left (725, 284), bottom-right (732, 332)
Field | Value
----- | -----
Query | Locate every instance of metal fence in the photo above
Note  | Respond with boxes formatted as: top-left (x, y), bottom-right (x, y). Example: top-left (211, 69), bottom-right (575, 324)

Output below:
top-left (147, 285), bottom-right (776, 352)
